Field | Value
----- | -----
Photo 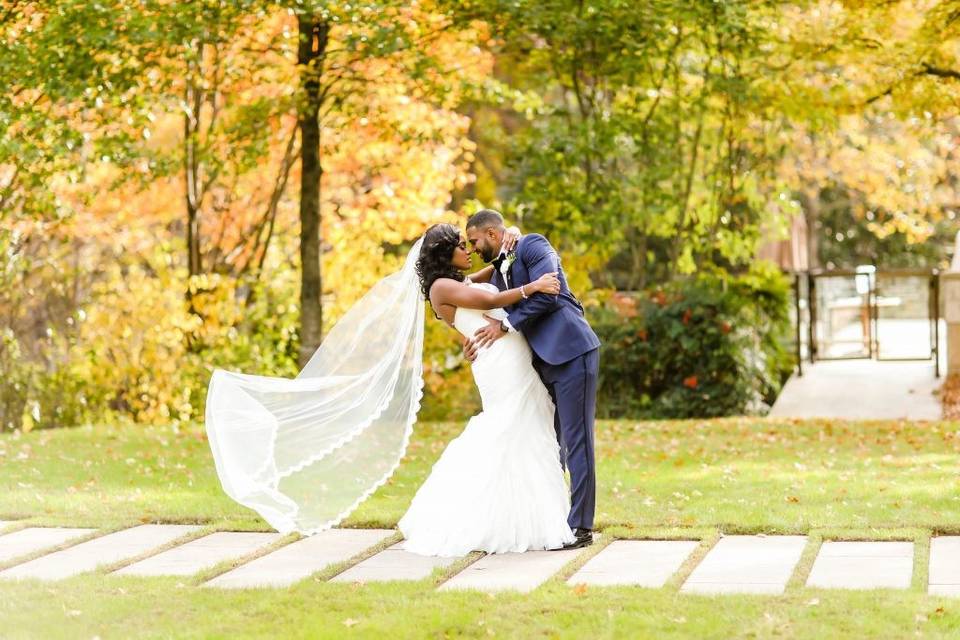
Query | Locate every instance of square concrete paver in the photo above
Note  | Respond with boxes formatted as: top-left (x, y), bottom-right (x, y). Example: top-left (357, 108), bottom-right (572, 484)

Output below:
top-left (568, 540), bottom-right (699, 587)
top-left (0, 527), bottom-right (97, 564)
top-left (928, 537), bottom-right (960, 596)
top-left (681, 535), bottom-right (807, 595)
top-left (331, 542), bottom-right (458, 583)
top-left (440, 547), bottom-right (584, 593)
top-left (0, 525), bottom-right (202, 581)
top-left (113, 531), bottom-right (283, 577)
top-left (806, 541), bottom-right (913, 589)
top-left (202, 529), bottom-right (394, 589)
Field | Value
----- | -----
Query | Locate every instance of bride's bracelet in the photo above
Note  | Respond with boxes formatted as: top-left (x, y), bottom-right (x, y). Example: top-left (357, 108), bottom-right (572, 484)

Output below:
top-left (520, 284), bottom-right (528, 299)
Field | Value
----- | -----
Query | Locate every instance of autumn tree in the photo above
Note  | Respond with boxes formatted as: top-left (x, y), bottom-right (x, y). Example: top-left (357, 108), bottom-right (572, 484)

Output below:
top-left (761, 1), bottom-right (960, 268)
top-left (447, 0), bottom-right (799, 289)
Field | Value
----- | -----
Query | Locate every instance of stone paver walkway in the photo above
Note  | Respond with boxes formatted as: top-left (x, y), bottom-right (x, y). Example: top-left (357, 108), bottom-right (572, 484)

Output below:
top-left (331, 542), bottom-right (458, 583)
top-left (806, 541), bottom-right (913, 589)
top-left (769, 360), bottom-right (941, 420)
top-left (681, 535), bottom-right (807, 595)
top-left (0, 524), bottom-right (952, 595)
top-left (929, 537), bottom-right (960, 596)
top-left (0, 525), bottom-right (201, 581)
top-left (568, 540), bottom-right (698, 587)
top-left (0, 527), bottom-right (96, 564)
top-left (114, 532), bottom-right (283, 577)
top-left (440, 547), bottom-right (584, 593)
top-left (203, 528), bottom-right (394, 589)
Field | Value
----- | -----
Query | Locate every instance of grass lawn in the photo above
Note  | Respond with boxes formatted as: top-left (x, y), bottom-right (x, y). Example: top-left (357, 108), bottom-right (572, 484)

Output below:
top-left (2, 417), bottom-right (960, 638)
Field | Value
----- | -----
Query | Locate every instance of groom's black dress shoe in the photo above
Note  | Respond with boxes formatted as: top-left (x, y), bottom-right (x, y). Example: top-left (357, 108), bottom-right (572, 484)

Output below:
top-left (556, 528), bottom-right (592, 551)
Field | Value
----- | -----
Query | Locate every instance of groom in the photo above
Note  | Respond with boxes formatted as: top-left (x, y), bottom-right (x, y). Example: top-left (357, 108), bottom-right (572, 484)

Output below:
top-left (464, 210), bottom-right (601, 550)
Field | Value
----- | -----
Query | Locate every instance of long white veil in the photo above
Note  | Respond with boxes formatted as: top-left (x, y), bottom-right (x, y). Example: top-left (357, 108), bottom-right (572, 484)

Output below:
top-left (204, 238), bottom-right (425, 535)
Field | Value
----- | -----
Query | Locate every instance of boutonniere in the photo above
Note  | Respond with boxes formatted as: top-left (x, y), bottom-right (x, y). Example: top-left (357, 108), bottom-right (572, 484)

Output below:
top-left (499, 251), bottom-right (516, 279)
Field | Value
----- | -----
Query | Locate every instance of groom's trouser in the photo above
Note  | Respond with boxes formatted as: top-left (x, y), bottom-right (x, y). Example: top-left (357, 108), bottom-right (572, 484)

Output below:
top-left (533, 347), bottom-right (599, 531)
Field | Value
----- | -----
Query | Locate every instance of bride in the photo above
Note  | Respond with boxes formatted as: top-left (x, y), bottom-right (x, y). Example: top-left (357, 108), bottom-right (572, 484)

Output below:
top-left (398, 223), bottom-right (575, 556)
top-left (203, 222), bottom-right (573, 556)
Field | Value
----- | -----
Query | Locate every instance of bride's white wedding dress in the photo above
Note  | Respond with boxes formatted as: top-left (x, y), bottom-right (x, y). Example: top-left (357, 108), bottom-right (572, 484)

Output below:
top-left (398, 282), bottom-right (576, 556)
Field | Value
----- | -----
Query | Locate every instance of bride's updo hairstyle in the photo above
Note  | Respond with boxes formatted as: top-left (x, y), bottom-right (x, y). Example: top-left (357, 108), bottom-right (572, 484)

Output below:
top-left (416, 223), bottom-right (466, 315)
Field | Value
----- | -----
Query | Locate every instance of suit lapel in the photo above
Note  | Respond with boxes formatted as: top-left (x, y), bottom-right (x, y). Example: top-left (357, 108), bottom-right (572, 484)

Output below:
top-left (495, 237), bottom-right (526, 290)
top-left (500, 248), bottom-right (520, 309)
top-left (493, 266), bottom-right (506, 291)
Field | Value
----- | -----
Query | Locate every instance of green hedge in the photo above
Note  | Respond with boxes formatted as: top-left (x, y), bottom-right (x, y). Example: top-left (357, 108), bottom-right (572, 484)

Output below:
top-left (3, 262), bottom-right (795, 430)
top-left (591, 263), bottom-right (795, 419)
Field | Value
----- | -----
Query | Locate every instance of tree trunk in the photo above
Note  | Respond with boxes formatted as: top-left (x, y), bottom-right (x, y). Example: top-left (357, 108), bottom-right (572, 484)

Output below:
top-left (628, 229), bottom-right (647, 290)
top-left (186, 201), bottom-right (201, 277)
top-left (667, 116), bottom-right (704, 279)
top-left (297, 14), bottom-right (329, 368)
top-left (184, 73), bottom-right (203, 278)
top-left (800, 187), bottom-right (821, 270)
top-left (183, 67), bottom-right (204, 343)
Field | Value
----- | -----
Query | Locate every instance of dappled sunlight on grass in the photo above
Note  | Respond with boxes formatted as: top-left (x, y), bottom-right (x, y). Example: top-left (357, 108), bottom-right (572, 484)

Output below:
top-left (592, 418), bottom-right (960, 531)
top-left (4, 418), bottom-right (960, 638)
top-left (2, 567), bottom-right (960, 639)
top-left (3, 417), bottom-right (960, 533)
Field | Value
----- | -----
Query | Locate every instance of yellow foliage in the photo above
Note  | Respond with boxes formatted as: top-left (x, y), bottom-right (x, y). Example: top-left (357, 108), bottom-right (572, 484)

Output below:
top-left (1, 5), bottom-right (529, 429)
top-left (780, 114), bottom-right (960, 244)
top-left (70, 262), bottom-right (201, 425)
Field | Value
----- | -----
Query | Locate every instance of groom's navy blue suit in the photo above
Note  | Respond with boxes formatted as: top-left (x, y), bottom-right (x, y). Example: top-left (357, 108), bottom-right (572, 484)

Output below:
top-left (490, 234), bottom-right (601, 530)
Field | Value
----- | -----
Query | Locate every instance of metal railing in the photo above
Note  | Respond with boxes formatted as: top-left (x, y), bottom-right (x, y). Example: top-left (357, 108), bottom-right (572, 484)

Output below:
top-left (792, 268), bottom-right (940, 377)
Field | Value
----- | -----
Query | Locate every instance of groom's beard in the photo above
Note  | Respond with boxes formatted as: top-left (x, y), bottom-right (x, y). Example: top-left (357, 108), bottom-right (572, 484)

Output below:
top-left (481, 241), bottom-right (503, 263)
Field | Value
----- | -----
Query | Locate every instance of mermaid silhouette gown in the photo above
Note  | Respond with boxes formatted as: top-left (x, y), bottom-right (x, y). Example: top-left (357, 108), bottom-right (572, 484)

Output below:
top-left (398, 283), bottom-right (576, 556)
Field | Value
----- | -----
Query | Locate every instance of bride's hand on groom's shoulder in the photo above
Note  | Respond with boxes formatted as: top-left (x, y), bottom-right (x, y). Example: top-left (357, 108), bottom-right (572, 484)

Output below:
top-left (502, 226), bottom-right (521, 253)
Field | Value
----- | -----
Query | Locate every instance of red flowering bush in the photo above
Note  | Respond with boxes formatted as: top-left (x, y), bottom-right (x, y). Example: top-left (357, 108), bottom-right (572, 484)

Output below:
top-left (590, 263), bottom-right (794, 419)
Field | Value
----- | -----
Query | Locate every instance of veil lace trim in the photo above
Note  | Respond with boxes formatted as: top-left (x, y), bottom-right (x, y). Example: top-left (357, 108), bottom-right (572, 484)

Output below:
top-left (204, 238), bottom-right (426, 536)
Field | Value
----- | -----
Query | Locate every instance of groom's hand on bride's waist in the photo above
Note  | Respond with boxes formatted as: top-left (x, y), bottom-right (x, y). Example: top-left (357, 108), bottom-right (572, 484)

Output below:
top-left (462, 336), bottom-right (479, 362)
top-left (473, 315), bottom-right (507, 350)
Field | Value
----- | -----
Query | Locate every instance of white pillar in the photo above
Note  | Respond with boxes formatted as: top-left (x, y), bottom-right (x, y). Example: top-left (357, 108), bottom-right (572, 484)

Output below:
top-left (942, 272), bottom-right (960, 374)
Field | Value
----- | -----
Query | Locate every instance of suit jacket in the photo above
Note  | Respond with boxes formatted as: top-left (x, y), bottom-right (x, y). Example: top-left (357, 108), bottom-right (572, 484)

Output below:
top-left (491, 234), bottom-right (601, 365)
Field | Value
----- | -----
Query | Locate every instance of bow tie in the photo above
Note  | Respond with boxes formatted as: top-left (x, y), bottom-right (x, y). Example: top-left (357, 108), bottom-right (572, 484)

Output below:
top-left (492, 253), bottom-right (507, 270)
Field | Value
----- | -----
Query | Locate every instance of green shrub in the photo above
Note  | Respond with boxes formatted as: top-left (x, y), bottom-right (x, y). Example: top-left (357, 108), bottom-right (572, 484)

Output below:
top-left (1, 253), bottom-right (794, 429)
top-left (0, 261), bottom-right (303, 432)
top-left (591, 262), bottom-right (795, 419)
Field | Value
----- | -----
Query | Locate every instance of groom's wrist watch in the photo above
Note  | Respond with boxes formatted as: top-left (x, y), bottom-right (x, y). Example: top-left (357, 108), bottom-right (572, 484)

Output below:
top-left (499, 320), bottom-right (509, 334)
